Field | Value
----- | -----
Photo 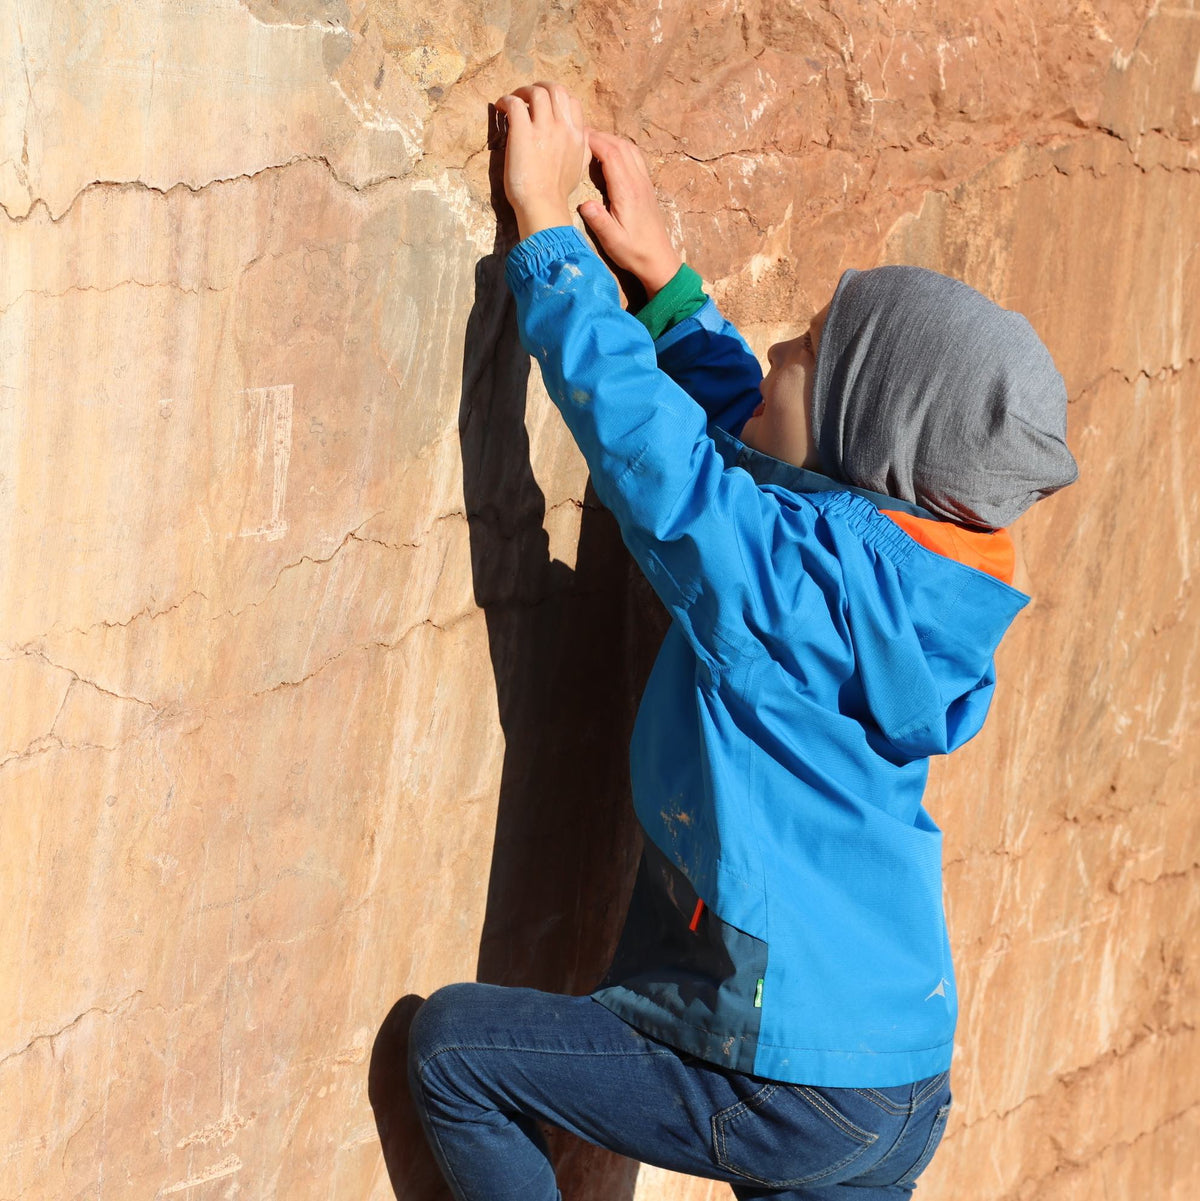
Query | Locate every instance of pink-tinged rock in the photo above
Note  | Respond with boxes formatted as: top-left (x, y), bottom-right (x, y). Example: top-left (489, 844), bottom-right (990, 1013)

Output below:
top-left (2, 2), bottom-right (1196, 1200)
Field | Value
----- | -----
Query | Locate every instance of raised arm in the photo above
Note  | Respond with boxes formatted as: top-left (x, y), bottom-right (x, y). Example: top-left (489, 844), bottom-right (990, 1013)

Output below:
top-left (580, 130), bottom-right (763, 435)
top-left (646, 289), bottom-right (765, 436)
top-left (505, 226), bottom-right (775, 666)
top-left (494, 84), bottom-right (788, 664)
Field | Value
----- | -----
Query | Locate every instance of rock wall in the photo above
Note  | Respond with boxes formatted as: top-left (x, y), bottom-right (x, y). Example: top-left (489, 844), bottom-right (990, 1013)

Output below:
top-left (2, 2), bottom-right (1197, 1199)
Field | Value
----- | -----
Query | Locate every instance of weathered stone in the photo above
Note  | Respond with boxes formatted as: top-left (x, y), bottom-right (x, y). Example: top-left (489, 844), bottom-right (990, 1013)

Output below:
top-left (1, 2), bottom-right (1196, 1199)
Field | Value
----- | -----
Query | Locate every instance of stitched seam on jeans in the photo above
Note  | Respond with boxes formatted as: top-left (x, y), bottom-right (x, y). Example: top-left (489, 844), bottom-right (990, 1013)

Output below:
top-left (854, 1072), bottom-right (946, 1114)
top-left (714, 1108), bottom-right (729, 1169)
top-left (712, 1083), bottom-right (779, 1182)
top-left (425, 1112), bottom-right (556, 1201)
top-left (415, 1042), bottom-right (680, 1076)
top-left (852, 1087), bottom-right (912, 1115)
top-left (714, 1082), bottom-right (779, 1129)
top-left (896, 1103), bottom-right (952, 1186)
top-left (422, 1110), bottom-right (472, 1196)
top-left (797, 1086), bottom-right (878, 1144)
top-left (912, 1071), bottom-right (949, 1107)
top-left (714, 1103), bottom-right (877, 1188)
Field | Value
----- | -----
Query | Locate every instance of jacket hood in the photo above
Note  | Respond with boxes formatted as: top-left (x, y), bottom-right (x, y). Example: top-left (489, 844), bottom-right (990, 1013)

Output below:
top-left (711, 425), bottom-right (1030, 759)
top-left (839, 513), bottom-right (1029, 757)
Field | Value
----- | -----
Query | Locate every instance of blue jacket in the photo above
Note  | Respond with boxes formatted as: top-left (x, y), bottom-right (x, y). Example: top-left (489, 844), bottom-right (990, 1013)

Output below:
top-left (504, 226), bottom-right (1031, 1087)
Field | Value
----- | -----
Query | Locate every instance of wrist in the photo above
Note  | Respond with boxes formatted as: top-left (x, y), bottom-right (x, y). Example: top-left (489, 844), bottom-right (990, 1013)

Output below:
top-left (516, 206), bottom-right (573, 241)
top-left (638, 255), bottom-right (684, 300)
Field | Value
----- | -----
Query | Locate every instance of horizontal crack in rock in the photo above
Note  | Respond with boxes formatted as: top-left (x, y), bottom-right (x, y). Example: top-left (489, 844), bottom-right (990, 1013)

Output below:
top-left (1, 990), bottom-right (144, 1066)
top-left (0, 280), bottom-right (229, 317)
top-left (957, 1019), bottom-right (1199, 1139)
top-left (0, 153), bottom-right (414, 226)
top-left (49, 590), bottom-right (211, 642)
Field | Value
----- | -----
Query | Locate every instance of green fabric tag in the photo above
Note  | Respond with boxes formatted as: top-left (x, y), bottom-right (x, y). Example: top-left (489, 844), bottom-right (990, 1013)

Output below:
top-left (754, 978), bottom-right (764, 1008)
top-left (632, 262), bottom-right (707, 340)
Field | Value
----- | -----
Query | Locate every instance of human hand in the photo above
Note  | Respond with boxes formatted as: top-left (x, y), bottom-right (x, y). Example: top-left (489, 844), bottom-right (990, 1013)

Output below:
top-left (494, 83), bottom-right (590, 241)
top-left (579, 131), bottom-right (682, 298)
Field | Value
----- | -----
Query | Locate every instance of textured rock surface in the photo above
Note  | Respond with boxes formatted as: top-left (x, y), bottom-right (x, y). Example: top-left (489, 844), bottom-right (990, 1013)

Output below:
top-left (2, 2), bottom-right (1197, 1199)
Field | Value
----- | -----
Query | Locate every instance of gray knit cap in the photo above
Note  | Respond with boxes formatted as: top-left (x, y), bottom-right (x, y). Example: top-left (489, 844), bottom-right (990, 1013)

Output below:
top-left (811, 266), bottom-right (1079, 530)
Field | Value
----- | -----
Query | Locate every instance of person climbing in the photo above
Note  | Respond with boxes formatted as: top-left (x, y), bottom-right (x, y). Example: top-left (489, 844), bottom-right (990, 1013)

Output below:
top-left (405, 81), bottom-right (1078, 1199)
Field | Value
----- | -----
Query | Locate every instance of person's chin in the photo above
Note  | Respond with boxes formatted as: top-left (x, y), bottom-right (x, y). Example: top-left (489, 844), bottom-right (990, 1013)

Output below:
top-left (738, 418), bottom-right (762, 450)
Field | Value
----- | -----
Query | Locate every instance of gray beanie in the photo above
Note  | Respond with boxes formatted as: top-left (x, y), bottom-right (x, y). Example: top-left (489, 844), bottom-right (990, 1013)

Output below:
top-left (810, 266), bottom-right (1079, 530)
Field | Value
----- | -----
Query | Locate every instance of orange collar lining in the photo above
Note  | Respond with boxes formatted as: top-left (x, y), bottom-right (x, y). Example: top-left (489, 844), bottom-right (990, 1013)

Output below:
top-left (881, 510), bottom-right (1015, 585)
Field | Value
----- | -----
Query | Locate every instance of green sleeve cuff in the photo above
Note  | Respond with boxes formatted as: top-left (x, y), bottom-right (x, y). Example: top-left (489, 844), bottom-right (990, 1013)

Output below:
top-left (633, 263), bottom-right (707, 341)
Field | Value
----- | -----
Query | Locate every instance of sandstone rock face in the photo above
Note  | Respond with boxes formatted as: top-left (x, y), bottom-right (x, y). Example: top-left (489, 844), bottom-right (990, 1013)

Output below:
top-left (1, 2), bottom-right (1197, 1199)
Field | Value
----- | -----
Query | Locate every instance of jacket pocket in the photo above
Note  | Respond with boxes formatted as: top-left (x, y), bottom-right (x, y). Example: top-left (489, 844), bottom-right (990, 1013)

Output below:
top-left (711, 1081), bottom-right (879, 1188)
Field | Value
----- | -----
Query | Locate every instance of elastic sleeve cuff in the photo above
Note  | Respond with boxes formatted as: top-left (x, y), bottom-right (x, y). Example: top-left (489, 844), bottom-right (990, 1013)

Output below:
top-left (633, 263), bottom-right (708, 340)
top-left (504, 225), bottom-right (594, 290)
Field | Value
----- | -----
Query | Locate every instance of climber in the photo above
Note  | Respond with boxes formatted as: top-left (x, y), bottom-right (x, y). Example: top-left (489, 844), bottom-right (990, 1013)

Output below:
top-left (405, 81), bottom-right (1078, 1199)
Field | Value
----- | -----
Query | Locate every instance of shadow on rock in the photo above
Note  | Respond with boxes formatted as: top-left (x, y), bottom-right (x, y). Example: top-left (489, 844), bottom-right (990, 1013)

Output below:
top-left (370, 119), bottom-right (664, 1201)
top-left (368, 995), bottom-right (446, 1201)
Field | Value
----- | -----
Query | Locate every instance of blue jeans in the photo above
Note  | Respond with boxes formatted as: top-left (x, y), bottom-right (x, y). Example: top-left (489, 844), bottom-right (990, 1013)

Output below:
top-left (407, 983), bottom-right (953, 1199)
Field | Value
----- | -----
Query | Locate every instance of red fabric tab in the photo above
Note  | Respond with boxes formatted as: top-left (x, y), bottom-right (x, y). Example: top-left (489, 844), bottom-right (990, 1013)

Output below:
top-left (689, 898), bottom-right (704, 932)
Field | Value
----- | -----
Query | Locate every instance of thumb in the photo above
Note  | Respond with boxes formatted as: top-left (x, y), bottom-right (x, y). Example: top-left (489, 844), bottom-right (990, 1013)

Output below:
top-left (579, 200), bottom-right (623, 250)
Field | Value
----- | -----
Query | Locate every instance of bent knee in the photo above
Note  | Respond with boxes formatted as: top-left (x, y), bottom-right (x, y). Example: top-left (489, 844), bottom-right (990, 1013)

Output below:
top-left (407, 982), bottom-right (485, 1078)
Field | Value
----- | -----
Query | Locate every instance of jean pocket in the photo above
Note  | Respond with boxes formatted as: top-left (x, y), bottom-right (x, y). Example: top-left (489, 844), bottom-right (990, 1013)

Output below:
top-left (712, 1082), bottom-right (879, 1189)
top-left (892, 1096), bottom-right (952, 1187)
